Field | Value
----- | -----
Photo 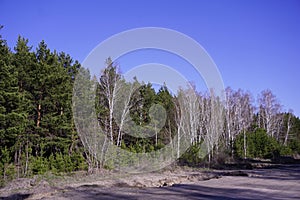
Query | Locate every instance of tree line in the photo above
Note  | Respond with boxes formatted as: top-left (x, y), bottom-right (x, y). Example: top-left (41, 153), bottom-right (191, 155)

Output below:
top-left (91, 62), bottom-right (300, 169)
top-left (1, 30), bottom-right (300, 185)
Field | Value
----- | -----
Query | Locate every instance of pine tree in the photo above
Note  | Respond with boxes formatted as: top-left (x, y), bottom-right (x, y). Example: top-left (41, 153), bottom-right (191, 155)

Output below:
top-left (156, 85), bottom-right (176, 145)
top-left (0, 30), bottom-right (27, 179)
top-left (12, 36), bottom-right (36, 176)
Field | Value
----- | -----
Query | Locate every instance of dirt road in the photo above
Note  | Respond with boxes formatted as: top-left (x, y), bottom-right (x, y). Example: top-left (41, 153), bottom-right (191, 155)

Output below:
top-left (1, 164), bottom-right (300, 199)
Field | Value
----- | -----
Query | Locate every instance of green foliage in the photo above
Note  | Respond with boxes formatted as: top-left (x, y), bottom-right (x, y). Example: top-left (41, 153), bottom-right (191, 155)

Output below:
top-left (0, 147), bottom-right (15, 185)
top-left (30, 156), bottom-right (49, 175)
top-left (50, 153), bottom-right (75, 174)
top-left (0, 30), bottom-right (83, 184)
top-left (53, 153), bottom-right (65, 173)
top-left (288, 140), bottom-right (300, 154)
top-left (235, 129), bottom-right (282, 159)
top-left (70, 152), bottom-right (87, 171)
top-left (179, 143), bottom-right (204, 167)
top-left (35, 152), bottom-right (87, 175)
top-left (279, 145), bottom-right (293, 156)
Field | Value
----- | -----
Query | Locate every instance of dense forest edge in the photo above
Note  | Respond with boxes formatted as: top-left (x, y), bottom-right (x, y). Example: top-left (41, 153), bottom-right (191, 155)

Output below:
top-left (1, 27), bottom-right (300, 187)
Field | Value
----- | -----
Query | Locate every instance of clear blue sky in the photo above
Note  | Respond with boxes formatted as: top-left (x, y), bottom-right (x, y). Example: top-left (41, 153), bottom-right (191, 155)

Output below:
top-left (1, 0), bottom-right (300, 116)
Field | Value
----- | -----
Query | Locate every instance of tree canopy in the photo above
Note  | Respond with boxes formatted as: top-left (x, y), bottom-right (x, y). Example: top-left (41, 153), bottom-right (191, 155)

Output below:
top-left (0, 30), bottom-right (299, 186)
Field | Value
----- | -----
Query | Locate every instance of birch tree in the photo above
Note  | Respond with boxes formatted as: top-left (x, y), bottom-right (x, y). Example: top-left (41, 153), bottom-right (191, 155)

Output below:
top-left (114, 78), bottom-right (140, 146)
top-left (284, 110), bottom-right (294, 146)
top-left (239, 91), bottom-right (254, 158)
top-left (224, 87), bottom-right (235, 154)
top-left (258, 89), bottom-right (282, 138)
top-left (205, 90), bottom-right (224, 163)
top-left (98, 58), bottom-right (121, 142)
top-left (174, 86), bottom-right (201, 158)
top-left (181, 86), bottom-right (201, 144)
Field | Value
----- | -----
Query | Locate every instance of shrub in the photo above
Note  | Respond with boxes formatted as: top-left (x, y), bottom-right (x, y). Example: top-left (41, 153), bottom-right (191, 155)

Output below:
top-left (234, 129), bottom-right (281, 159)
top-left (31, 156), bottom-right (49, 175)
top-left (179, 143), bottom-right (204, 167)
top-left (279, 145), bottom-right (293, 156)
top-left (288, 140), bottom-right (300, 154)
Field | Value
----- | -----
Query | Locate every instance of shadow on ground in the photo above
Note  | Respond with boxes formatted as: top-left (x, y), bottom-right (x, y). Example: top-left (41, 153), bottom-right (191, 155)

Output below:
top-left (57, 180), bottom-right (299, 200)
top-left (0, 193), bottom-right (31, 200)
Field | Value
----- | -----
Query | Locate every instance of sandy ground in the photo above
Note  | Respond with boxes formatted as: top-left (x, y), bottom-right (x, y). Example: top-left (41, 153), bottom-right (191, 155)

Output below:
top-left (1, 164), bottom-right (299, 200)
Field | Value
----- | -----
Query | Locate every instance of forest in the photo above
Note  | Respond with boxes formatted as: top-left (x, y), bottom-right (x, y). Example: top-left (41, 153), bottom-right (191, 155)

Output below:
top-left (1, 30), bottom-right (300, 186)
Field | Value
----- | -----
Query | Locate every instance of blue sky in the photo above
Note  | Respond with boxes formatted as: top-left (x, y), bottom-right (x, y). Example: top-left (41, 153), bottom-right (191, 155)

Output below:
top-left (1, 0), bottom-right (300, 116)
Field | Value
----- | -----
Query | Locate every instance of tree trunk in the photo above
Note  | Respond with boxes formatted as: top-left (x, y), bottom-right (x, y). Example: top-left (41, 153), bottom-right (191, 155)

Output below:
top-left (243, 130), bottom-right (247, 159)
top-left (155, 123), bottom-right (158, 147)
top-left (37, 103), bottom-right (41, 127)
top-left (177, 124), bottom-right (180, 159)
top-left (24, 141), bottom-right (29, 176)
top-left (109, 106), bottom-right (114, 142)
top-left (284, 114), bottom-right (292, 146)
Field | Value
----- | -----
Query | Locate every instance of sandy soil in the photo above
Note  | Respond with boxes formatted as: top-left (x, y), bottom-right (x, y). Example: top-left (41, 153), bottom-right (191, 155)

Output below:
top-left (1, 164), bottom-right (299, 200)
